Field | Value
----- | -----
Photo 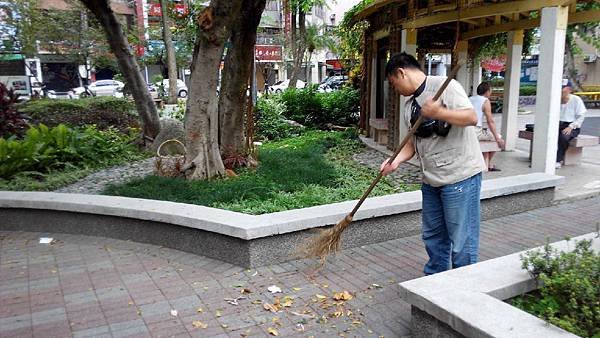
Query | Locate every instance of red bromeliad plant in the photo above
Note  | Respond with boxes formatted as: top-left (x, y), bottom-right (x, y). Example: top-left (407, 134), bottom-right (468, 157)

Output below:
top-left (0, 83), bottom-right (28, 138)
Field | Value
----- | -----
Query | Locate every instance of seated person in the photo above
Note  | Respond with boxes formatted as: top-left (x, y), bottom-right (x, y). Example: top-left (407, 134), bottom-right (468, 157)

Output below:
top-left (469, 82), bottom-right (505, 171)
top-left (556, 80), bottom-right (586, 169)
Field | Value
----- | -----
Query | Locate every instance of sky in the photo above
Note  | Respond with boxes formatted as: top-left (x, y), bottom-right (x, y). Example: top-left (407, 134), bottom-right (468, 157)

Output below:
top-left (327, 0), bottom-right (362, 25)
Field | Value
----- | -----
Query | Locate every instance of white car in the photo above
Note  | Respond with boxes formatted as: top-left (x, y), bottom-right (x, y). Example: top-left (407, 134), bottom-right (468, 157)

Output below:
top-left (268, 79), bottom-right (306, 94)
top-left (157, 79), bottom-right (188, 98)
top-left (72, 79), bottom-right (124, 98)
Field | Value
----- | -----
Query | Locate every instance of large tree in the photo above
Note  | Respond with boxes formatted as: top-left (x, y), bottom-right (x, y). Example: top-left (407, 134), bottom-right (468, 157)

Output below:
top-left (183, 0), bottom-right (244, 180)
top-left (218, 0), bottom-right (267, 157)
top-left (159, 0), bottom-right (178, 104)
top-left (80, 0), bottom-right (161, 143)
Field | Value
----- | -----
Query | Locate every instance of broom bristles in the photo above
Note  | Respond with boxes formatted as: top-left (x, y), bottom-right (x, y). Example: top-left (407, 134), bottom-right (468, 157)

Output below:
top-left (301, 214), bottom-right (354, 261)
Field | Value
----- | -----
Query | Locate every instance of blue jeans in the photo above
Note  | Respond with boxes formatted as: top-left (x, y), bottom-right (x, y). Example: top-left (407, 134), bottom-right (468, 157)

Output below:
top-left (421, 173), bottom-right (482, 275)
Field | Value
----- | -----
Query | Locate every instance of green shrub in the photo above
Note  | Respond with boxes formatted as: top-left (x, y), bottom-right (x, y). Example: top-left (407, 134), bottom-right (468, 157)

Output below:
top-left (280, 86), bottom-right (322, 124)
top-left (17, 97), bottom-right (139, 132)
top-left (513, 239), bottom-right (600, 338)
top-left (278, 87), bottom-right (360, 128)
top-left (0, 123), bottom-right (143, 179)
top-left (519, 85), bottom-right (537, 96)
top-left (317, 87), bottom-right (360, 126)
top-left (255, 96), bottom-right (303, 140)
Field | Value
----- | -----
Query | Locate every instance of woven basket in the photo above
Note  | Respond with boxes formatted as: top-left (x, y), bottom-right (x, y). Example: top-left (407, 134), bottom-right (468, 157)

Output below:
top-left (154, 139), bottom-right (186, 178)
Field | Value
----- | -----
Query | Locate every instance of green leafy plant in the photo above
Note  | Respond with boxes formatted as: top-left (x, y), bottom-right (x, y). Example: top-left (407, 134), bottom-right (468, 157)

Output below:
top-left (0, 124), bottom-right (144, 180)
top-left (276, 87), bottom-right (360, 128)
top-left (513, 239), bottom-right (600, 338)
top-left (16, 97), bottom-right (138, 133)
top-left (254, 96), bottom-right (303, 140)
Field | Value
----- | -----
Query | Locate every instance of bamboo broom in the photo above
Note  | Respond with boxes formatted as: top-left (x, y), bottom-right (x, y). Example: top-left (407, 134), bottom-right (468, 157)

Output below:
top-left (303, 63), bottom-right (462, 262)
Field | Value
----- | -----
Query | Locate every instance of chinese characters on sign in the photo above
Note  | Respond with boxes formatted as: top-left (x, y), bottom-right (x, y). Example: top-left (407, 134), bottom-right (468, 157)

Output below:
top-left (148, 3), bottom-right (187, 17)
top-left (255, 45), bottom-right (283, 62)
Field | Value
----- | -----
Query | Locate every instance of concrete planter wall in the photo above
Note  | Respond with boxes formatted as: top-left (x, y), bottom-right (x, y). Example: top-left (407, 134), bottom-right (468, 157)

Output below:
top-left (399, 233), bottom-right (599, 338)
top-left (0, 173), bottom-right (563, 267)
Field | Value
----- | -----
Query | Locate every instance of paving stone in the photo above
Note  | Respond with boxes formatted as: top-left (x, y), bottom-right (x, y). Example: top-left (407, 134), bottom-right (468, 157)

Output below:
top-left (1, 197), bottom-right (599, 337)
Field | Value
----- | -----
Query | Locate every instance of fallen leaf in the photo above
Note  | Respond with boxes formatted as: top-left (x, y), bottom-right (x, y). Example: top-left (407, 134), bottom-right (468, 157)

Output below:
top-left (196, 307), bottom-right (203, 313)
top-left (221, 324), bottom-right (228, 328)
top-left (292, 287), bottom-right (302, 291)
top-left (331, 310), bottom-right (344, 318)
top-left (263, 303), bottom-right (279, 313)
top-left (369, 283), bottom-right (382, 289)
top-left (322, 284), bottom-right (329, 288)
top-left (170, 309), bottom-right (178, 317)
top-left (352, 320), bottom-right (362, 325)
top-left (315, 294), bottom-right (327, 300)
top-left (272, 317), bottom-right (281, 326)
top-left (333, 291), bottom-right (353, 301)
top-left (251, 299), bottom-right (263, 305)
top-left (281, 296), bottom-right (294, 307)
top-left (216, 310), bottom-right (222, 317)
top-left (267, 327), bottom-right (279, 336)
top-left (368, 329), bottom-right (374, 333)
top-left (192, 320), bottom-right (208, 329)
top-left (268, 285), bottom-right (282, 294)
top-left (241, 288), bottom-right (252, 294)
top-left (128, 301), bottom-right (133, 306)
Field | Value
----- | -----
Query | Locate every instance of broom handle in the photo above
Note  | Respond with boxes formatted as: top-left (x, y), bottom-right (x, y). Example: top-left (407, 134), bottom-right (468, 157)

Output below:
top-left (349, 64), bottom-right (462, 217)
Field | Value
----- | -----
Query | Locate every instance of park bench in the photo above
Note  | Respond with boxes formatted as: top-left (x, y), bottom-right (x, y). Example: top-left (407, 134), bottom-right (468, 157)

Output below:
top-left (518, 130), bottom-right (600, 165)
top-left (574, 91), bottom-right (600, 108)
top-left (369, 118), bottom-right (388, 145)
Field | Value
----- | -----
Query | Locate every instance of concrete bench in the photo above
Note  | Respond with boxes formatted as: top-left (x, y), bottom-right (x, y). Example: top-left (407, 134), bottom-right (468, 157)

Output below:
top-left (519, 130), bottom-right (599, 165)
top-left (369, 118), bottom-right (389, 145)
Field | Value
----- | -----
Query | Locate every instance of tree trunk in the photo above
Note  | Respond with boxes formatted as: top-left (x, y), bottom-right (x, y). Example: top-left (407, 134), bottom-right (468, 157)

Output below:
top-left (218, 0), bottom-right (267, 157)
top-left (160, 0), bottom-right (178, 104)
top-left (564, 36), bottom-right (583, 92)
top-left (184, 0), bottom-right (243, 180)
top-left (289, 9), bottom-right (306, 88)
top-left (305, 50), bottom-right (312, 84)
top-left (80, 0), bottom-right (160, 142)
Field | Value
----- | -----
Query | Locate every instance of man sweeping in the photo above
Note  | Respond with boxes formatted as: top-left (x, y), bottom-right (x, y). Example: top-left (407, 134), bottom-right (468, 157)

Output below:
top-left (380, 53), bottom-right (486, 275)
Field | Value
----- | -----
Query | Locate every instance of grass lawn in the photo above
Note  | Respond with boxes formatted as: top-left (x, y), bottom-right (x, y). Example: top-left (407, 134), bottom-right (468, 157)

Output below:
top-left (104, 130), bottom-right (419, 214)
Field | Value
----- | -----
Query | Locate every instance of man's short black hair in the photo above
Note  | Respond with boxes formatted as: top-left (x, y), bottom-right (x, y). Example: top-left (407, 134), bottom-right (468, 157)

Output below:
top-left (385, 52), bottom-right (422, 77)
top-left (476, 82), bottom-right (491, 95)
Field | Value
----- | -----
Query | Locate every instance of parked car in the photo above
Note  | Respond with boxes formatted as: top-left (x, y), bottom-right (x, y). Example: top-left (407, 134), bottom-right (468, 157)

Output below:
top-left (157, 79), bottom-right (188, 98)
top-left (71, 79), bottom-right (124, 98)
top-left (268, 79), bottom-right (306, 94)
top-left (318, 75), bottom-right (348, 93)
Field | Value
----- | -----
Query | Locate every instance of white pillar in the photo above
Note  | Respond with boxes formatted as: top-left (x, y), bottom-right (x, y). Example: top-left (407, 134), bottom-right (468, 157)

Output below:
top-left (532, 6), bottom-right (568, 174)
top-left (471, 64), bottom-right (482, 94)
top-left (399, 29), bottom-right (417, 141)
top-left (501, 30), bottom-right (524, 151)
top-left (456, 41), bottom-right (469, 89)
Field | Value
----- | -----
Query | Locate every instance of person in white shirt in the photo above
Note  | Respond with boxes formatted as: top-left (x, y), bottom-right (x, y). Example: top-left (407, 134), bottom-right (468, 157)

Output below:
top-left (469, 82), bottom-right (505, 171)
top-left (556, 80), bottom-right (586, 168)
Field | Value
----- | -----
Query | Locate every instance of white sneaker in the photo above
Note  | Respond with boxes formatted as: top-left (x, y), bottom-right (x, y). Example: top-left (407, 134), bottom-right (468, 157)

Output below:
top-left (555, 162), bottom-right (562, 169)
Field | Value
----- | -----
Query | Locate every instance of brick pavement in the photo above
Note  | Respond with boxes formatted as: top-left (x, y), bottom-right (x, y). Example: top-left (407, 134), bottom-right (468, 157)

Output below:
top-left (1, 197), bottom-right (599, 338)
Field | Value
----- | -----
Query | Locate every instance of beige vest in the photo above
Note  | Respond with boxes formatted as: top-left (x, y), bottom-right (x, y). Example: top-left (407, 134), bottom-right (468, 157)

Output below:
top-left (404, 76), bottom-right (486, 187)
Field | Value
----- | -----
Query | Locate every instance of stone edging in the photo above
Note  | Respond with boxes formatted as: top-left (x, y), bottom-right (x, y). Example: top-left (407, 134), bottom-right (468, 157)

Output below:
top-left (0, 173), bottom-right (563, 240)
top-left (399, 233), bottom-right (599, 338)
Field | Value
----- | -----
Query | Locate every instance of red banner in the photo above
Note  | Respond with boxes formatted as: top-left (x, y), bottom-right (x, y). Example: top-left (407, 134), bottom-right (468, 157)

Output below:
top-left (255, 45), bottom-right (283, 62)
